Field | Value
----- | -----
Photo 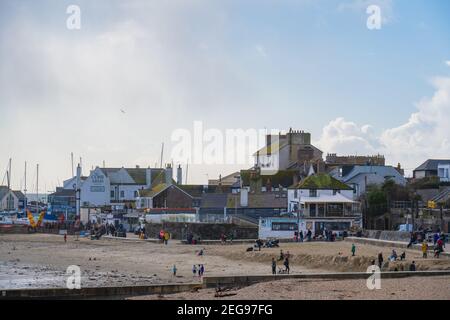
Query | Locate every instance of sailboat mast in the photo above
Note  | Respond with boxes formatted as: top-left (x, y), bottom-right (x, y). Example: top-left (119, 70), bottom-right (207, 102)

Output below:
top-left (36, 164), bottom-right (39, 214)
top-left (24, 161), bottom-right (27, 212)
top-left (160, 143), bottom-right (164, 168)
top-left (7, 158), bottom-right (11, 190)
top-left (71, 152), bottom-right (74, 178)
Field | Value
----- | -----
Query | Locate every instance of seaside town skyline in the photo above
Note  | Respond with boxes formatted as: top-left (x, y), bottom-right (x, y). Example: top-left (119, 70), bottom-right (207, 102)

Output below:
top-left (1, 0), bottom-right (450, 191)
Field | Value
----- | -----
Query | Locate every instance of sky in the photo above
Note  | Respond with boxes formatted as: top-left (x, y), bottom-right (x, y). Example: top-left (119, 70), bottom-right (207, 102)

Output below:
top-left (0, 0), bottom-right (449, 193)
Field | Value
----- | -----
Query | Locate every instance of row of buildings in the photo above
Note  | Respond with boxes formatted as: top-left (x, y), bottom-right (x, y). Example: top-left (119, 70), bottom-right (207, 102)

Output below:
top-left (3, 128), bottom-right (446, 234)
top-left (38, 128), bottom-right (450, 236)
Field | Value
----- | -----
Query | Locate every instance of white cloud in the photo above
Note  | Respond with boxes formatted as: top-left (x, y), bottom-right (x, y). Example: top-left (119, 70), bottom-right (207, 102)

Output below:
top-left (316, 117), bottom-right (380, 156)
top-left (317, 76), bottom-right (450, 175)
top-left (255, 45), bottom-right (268, 58)
top-left (445, 61), bottom-right (450, 67)
top-left (0, 4), bottom-right (258, 189)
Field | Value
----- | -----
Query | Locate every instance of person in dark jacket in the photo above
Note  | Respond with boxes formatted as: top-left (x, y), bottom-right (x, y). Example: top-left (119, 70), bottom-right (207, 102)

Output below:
top-left (409, 261), bottom-right (416, 271)
top-left (271, 258), bottom-right (276, 275)
top-left (284, 257), bottom-right (290, 274)
top-left (378, 252), bottom-right (384, 269)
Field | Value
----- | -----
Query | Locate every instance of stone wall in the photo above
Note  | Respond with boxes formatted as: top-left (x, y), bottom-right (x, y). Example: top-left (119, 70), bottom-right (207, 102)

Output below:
top-left (145, 221), bottom-right (258, 240)
top-left (363, 230), bottom-right (411, 242)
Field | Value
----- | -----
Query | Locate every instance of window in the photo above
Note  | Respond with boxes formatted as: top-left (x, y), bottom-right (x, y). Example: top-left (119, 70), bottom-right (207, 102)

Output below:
top-left (110, 191), bottom-right (115, 198)
top-left (294, 190), bottom-right (298, 198)
top-left (333, 189), bottom-right (340, 195)
top-left (6, 194), bottom-right (14, 210)
top-left (272, 222), bottom-right (298, 231)
top-left (134, 191), bottom-right (139, 198)
top-left (120, 190), bottom-right (125, 198)
top-left (309, 189), bottom-right (317, 197)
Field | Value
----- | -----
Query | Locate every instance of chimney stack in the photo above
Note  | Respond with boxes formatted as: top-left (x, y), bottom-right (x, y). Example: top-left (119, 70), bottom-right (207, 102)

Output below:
top-left (165, 164), bottom-right (173, 185)
top-left (177, 165), bottom-right (182, 185)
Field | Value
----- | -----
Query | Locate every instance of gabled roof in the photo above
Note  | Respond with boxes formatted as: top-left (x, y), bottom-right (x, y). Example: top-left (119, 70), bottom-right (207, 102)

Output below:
top-left (341, 165), bottom-right (405, 183)
top-left (241, 170), bottom-right (297, 188)
top-left (138, 183), bottom-right (194, 199)
top-left (0, 186), bottom-right (10, 200)
top-left (13, 191), bottom-right (25, 200)
top-left (48, 189), bottom-right (76, 197)
top-left (414, 159), bottom-right (450, 171)
top-left (253, 141), bottom-right (284, 156)
top-left (96, 167), bottom-right (168, 185)
top-left (292, 173), bottom-right (352, 190)
top-left (227, 193), bottom-right (287, 209)
top-left (0, 187), bottom-right (25, 201)
top-left (139, 183), bottom-right (171, 197)
top-left (100, 168), bottom-right (136, 184)
top-left (200, 193), bottom-right (229, 208)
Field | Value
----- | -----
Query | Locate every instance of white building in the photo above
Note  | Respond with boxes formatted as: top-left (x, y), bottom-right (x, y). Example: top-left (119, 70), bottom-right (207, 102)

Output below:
top-left (0, 186), bottom-right (26, 212)
top-left (62, 165), bottom-right (173, 208)
top-left (258, 216), bottom-right (359, 240)
top-left (283, 173), bottom-right (362, 237)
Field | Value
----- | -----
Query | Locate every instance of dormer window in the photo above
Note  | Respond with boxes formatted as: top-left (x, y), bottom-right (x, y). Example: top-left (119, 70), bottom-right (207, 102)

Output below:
top-left (309, 189), bottom-right (317, 197)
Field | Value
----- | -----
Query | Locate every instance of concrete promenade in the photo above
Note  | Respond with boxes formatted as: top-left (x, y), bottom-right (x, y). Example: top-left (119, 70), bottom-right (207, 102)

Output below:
top-left (2, 270), bottom-right (450, 299)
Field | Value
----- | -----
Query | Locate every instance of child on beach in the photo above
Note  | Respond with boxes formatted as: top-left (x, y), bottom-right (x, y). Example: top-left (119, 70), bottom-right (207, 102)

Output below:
top-left (172, 265), bottom-right (177, 276)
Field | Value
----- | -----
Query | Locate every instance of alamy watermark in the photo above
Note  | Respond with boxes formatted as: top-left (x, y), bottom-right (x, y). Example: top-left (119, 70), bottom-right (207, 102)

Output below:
top-left (66, 5), bottom-right (81, 30)
top-left (66, 265), bottom-right (81, 289)
top-left (366, 265), bottom-right (381, 290)
top-left (171, 121), bottom-right (282, 175)
top-left (367, 5), bottom-right (382, 30)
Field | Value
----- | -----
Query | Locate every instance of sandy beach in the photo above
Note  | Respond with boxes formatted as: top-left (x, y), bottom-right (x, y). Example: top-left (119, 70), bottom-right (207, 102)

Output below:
top-left (1, 233), bottom-right (449, 297)
top-left (132, 276), bottom-right (450, 300)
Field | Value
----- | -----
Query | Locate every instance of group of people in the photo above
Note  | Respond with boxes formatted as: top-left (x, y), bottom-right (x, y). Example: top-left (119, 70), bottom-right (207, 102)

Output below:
top-left (220, 233), bottom-right (234, 244)
top-left (294, 229), bottom-right (313, 242)
top-left (186, 233), bottom-right (201, 245)
top-left (270, 250), bottom-right (290, 274)
top-left (373, 252), bottom-right (412, 270)
top-left (192, 264), bottom-right (205, 277)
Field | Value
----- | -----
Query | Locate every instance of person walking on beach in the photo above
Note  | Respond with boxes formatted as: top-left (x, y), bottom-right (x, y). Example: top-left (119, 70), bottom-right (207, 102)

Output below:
top-left (351, 243), bottom-right (356, 256)
top-left (271, 258), bottom-right (277, 275)
top-left (306, 229), bottom-right (312, 242)
top-left (172, 265), bottom-right (177, 277)
top-left (407, 232), bottom-right (416, 248)
top-left (64, 233), bottom-right (67, 243)
top-left (192, 265), bottom-right (197, 277)
top-left (198, 264), bottom-right (202, 277)
top-left (422, 241), bottom-right (428, 258)
top-left (299, 230), bottom-right (304, 242)
top-left (283, 257), bottom-right (290, 274)
top-left (200, 264), bottom-right (205, 277)
top-left (409, 261), bottom-right (416, 271)
top-left (378, 252), bottom-right (384, 269)
top-left (278, 249), bottom-right (284, 261)
top-left (164, 231), bottom-right (170, 245)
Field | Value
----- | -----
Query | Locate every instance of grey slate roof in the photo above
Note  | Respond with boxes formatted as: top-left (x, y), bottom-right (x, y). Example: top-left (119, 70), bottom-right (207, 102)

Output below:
top-left (13, 191), bottom-right (25, 200)
top-left (200, 193), bottom-right (229, 208)
top-left (414, 159), bottom-right (450, 172)
top-left (48, 189), bottom-right (76, 197)
top-left (340, 165), bottom-right (405, 184)
top-left (0, 186), bottom-right (9, 200)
